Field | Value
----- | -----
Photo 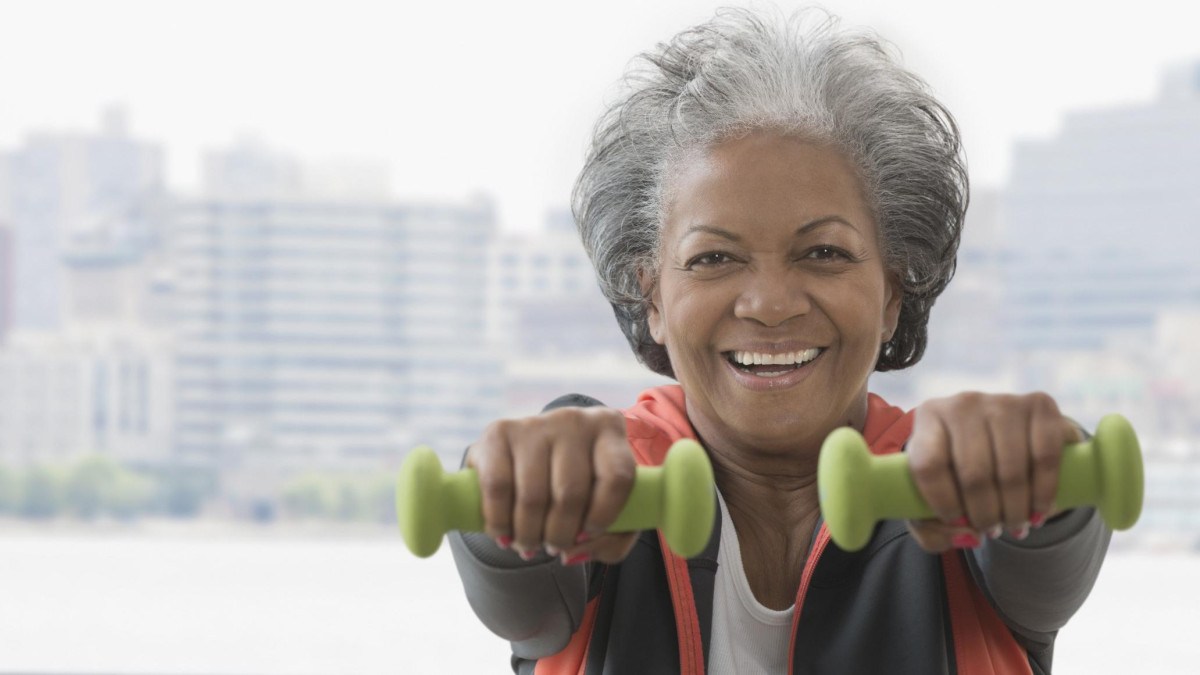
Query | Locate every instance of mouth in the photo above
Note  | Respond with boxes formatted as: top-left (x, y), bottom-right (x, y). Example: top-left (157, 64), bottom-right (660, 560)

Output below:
top-left (723, 347), bottom-right (824, 378)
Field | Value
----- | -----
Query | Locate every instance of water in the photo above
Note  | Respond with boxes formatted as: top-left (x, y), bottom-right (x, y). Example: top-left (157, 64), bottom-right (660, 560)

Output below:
top-left (0, 527), bottom-right (1195, 674)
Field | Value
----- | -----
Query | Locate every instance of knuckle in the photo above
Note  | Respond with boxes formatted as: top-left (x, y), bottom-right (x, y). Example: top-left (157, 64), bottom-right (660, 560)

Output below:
top-left (997, 467), bottom-right (1026, 491)
top-left (1029, 390), bottom-right (1058, 413)
top-left (1032, 449), bottom-right (1060, 472)
top-left (602, 458), bottom-right (637, 489)
top-left (515, 488), bottom-right (548, 511)
top-left (551, 485), bottom-right (588, 512)
top-left (478, 473), bottom-right (512, 502)
top-left (957, 469), bottom-right (991, 493)
top-left (908, 453), bottom-right (949, 483)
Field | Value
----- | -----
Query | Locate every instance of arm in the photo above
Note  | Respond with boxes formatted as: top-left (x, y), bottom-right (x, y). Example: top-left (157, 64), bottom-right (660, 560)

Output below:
top-left (966, 506), bottom-right (1111, 647)
top-left (965, 415), bottom-right (1113, 645)
top-left (447, 393), bottom-right (606, 659)
top-left (448, 530), bottom-right (590, 658)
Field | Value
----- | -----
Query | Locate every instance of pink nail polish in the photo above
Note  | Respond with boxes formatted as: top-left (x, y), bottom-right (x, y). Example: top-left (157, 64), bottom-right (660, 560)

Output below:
top-left (562, 553), bottom-right (592, 566)
top-left (518, 548), bottom-right (537, 561)
top-left (951, 533), bottom-right (981, 549)
top-left (1030, 512), bottom-right (1046, 528)
top-left (495, 535), bottom-right (513, 549)
top-left (1011, 525), bottom-right (1030, 541)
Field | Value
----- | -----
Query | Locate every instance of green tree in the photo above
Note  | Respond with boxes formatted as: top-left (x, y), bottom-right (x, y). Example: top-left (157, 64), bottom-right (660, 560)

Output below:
top-left (21, 466), bottom-right (64, 518)
top-left (65, 456), bottom-right (120, 519)
top-left (281, 474), bottom-right (332, 518)
top-left (0, 466), bottom-right (20, 514)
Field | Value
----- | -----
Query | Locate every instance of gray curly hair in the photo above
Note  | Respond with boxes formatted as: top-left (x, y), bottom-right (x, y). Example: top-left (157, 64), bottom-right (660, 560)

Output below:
top-left (572, 7), bottom-right (967, 378)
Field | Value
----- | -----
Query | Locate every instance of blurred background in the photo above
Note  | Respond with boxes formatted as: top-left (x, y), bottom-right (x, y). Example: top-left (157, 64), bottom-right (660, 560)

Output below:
top-left (0, 0), bottom-right (1197, 672)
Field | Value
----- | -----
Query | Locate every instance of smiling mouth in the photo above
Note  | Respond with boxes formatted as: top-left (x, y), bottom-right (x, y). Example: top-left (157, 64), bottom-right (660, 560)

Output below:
top-left (723, 348), bottom-right (824, 377)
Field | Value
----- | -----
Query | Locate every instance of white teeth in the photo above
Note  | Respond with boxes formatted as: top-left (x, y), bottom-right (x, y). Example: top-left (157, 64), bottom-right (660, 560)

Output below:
top-left (732, 348), bottom-right (821, 367)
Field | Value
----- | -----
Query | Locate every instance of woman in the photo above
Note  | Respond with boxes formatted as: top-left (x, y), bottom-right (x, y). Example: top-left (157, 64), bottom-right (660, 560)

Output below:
top-left (449, 8), bottom-right (1109, 674)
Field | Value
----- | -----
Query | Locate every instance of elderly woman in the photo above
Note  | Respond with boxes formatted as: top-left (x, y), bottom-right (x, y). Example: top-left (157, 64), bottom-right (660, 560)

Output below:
top-left (449, 8), bottom-right (1109, 674)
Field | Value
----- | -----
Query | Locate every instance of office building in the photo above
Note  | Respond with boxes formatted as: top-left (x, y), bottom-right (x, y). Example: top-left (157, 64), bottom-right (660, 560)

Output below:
top-left (487, 209), bottom-right (665, 414)
top-left (1002, 62), bottom-right (1200, 353)
top-left (169, 197), bottom-right (499, 471)
top-left (0, 108), bottom-right (165, 331)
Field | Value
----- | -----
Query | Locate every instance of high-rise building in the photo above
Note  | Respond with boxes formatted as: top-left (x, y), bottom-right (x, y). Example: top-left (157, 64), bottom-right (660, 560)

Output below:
top-left (487, 209), bottom-right (665, 414)
top-left (0, 222), bottom-right (11, 346)
top-left (169, 197), bottom-right (499, 471)
top-left (1, 108), bottom-right (165, 331)
top-left (0, 327), bottom-right (174, 466)
top-left (1001, 62), bottom-right (1200, 353)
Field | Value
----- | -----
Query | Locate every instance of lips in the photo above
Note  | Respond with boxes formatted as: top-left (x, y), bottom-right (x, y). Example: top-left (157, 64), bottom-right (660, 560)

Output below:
top-left (721, 347), bottom-right (826, 390)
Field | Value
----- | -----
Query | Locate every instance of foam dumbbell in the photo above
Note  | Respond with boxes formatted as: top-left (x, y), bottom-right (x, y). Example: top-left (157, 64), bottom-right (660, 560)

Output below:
top-left (397, 439), bottom-right (716, 558)
top-left (817, 414), bottom-right (1144, 551)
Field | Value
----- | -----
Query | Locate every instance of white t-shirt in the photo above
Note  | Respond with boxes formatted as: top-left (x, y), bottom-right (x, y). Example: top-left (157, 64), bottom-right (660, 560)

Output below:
top-left (706, 491), bottom-right (795, 674)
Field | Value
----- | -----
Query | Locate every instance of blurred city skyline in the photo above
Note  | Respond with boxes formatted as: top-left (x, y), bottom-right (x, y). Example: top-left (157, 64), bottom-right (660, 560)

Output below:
top-left (2, 0), bottom-right (1199, 232)
top-left (1, 2), bottom-right (1198, 543)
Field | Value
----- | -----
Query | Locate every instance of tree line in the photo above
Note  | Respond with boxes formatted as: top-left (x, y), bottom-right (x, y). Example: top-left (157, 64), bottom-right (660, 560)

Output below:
top-left (0, 455), bottom-right (397, 524)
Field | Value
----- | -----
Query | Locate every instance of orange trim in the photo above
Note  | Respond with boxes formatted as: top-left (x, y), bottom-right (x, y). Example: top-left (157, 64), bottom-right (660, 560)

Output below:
top-left (660, 539), bottom-right (706, 675)
top-left (623, 388), bottom-right (706, 674)
top-left (533, 595), bottom-right (602, 675)
top-left (786, 523), bottom-right (832, 675)
top-left (941, 552), bottom-right (1032, 675)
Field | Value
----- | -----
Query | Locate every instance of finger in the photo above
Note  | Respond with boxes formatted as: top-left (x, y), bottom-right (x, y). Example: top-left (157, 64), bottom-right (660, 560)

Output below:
top-left (470, 424), bottom-right (515, 546)
top-left (510, 431), bottom-right (552, 557)
top-left (1028, 393), bottom-right (1074, 525)
top-left (946, 404), bottom-right (1003, 533)
top-left (907, 411), bottom-right (965, 524)
top-left (987, 401), bottom-right (1032, 533)
top-left (578, 424), bottom-right (636, 537)
top-left (542, 434), bottom-right (594, 555)
top-left (559, 531), bottom-right (639, 566)
top-left (905, 518), bottom-right (982, 554)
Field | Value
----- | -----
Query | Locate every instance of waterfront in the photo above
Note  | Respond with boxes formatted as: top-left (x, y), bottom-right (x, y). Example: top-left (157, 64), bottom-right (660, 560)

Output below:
top-left (0, 525), bottom-right (1195, 674)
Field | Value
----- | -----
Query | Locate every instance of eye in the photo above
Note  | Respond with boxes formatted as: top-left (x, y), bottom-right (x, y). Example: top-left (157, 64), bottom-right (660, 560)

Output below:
top-left (805, 245), bottom-right (851, 262)
top-left (685, 251), bottom-right (735, 268)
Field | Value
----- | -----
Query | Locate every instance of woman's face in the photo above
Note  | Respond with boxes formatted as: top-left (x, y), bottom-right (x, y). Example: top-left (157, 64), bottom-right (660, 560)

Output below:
top-left (646, 132), bottom-right (901, 455)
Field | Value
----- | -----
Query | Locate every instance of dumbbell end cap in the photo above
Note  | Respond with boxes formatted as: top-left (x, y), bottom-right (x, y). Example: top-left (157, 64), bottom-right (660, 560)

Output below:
top-left (397, 446), bottom-right (446, 558)
top-left (818, 427), bottom-right (874, 552)
top-left (661, 440), bottom-right (716, 558)
top-left (1095, 414), bottom-right (1144, 531)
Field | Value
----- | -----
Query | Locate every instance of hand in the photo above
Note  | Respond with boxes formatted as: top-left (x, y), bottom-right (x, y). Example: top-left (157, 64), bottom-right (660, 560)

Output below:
top-left (465, 406), bottom-right (639, 565)
top-left (904, 392), bottom-right (1082, 552)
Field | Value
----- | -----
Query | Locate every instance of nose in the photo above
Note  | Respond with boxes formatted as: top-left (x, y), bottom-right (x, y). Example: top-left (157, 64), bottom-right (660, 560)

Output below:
top-left (732, 264), bottom-right (812, 327)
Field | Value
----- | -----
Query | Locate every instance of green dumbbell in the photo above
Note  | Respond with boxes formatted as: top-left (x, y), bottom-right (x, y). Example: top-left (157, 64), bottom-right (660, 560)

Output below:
top-left (397, 439), bottom-right (716, 559)
top-left (817, 414), bottom-right (1144, 552)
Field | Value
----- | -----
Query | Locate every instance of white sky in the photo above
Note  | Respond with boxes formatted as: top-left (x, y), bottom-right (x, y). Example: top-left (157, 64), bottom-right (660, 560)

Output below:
top-left (1, 0), bottom-right (1197, 232)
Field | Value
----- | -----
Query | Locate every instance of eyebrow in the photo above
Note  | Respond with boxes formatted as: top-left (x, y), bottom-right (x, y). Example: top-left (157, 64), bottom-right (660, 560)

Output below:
top-left (681, 216), bottom-right (856, 242)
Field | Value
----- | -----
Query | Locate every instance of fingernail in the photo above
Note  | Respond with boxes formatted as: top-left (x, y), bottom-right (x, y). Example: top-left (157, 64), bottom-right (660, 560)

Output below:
top-left (952, 533), bottom-right (981, 549)
top-left (949, 516), bottom-right (969, 527)
top-left (575, 531), bottom-right (592, 545)
top-left (987, 525), bottom-right (1004, 540)
top-left (495, 536), bottom-right (513, 549)
top-left (562, 553), bottom-right (592, 566)
top-left (518, 548), bottom-right (538, 561)
top-left (545, 545), bottom-right (560, 557)
top-left (1010, 524), bottom-right (1030, 541)
top-left (1030, 512), bottom-right (1046, 528)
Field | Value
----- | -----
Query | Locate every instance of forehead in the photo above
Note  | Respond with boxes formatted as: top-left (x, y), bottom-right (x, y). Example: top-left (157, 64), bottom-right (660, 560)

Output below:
top-left (662, 132), bottom-right (875, 241)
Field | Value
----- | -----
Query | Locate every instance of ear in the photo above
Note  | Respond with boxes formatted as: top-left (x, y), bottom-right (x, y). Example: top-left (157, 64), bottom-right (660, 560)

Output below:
top-left (881, 272), bottom-right (903, 343)
top-left (637, 266), bottom-right (666, 345)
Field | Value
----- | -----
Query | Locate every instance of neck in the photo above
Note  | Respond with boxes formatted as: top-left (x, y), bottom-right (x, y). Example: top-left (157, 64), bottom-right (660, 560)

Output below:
top-left (688, 395), bottom-right (872, 610)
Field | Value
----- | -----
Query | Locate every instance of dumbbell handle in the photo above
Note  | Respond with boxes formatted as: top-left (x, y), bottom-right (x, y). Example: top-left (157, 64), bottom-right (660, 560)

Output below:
top-left (818, 413), bottom-right (1144, 551)
top-left (397, 440), bottom-right (715, 558)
